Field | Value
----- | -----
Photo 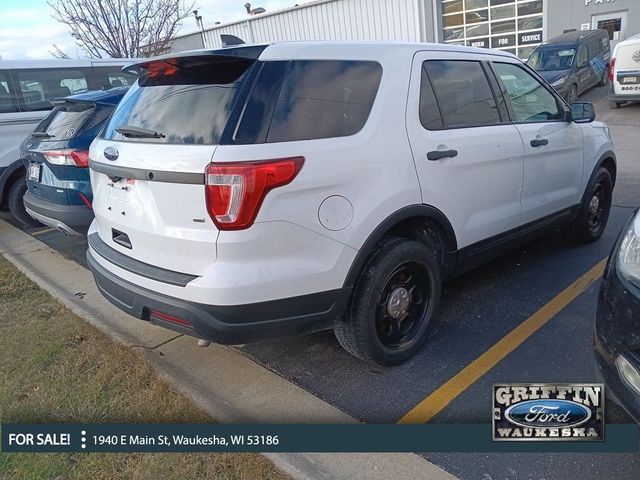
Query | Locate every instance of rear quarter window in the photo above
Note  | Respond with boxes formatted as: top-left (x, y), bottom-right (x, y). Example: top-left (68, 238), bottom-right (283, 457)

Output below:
top-left (264, 60), bottom-right (382, 143)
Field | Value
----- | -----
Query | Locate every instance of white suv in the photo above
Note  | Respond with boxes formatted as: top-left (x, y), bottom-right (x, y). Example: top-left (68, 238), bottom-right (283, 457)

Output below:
top-left (87, 42), bottom-right (616, 366)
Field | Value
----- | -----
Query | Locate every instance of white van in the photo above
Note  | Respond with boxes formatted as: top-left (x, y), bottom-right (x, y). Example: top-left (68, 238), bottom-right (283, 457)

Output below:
top-left (609, 33), bottom-right (640, 109)
top-left (0, 59), bottom-right (134, 224)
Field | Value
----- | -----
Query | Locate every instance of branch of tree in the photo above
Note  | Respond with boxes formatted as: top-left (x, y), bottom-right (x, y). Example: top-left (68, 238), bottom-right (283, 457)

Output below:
top-left (48, 0), bottom-right (194, 58)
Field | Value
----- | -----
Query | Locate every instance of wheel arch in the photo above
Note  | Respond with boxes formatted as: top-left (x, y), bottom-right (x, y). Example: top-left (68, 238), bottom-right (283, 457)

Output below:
top-left (582, 150), bottom-right (616, 205)
top-left (0, 160), bottom-right (26, 206)
top-left (342, 205), bottom-right (458, 289)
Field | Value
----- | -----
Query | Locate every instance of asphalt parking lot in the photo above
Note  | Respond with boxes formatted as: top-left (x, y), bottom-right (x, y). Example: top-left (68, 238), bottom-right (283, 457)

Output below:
top-left (3, 84), bottom-right (640, 479)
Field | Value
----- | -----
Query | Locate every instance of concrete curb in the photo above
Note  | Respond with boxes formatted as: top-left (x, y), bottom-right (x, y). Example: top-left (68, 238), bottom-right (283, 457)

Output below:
top-left (0, 219), bottom-right (457, 480)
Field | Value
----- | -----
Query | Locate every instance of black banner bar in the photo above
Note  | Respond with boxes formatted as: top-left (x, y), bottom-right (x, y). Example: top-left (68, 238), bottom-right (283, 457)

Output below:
top-left (2, 424), bottom-right (638, 453)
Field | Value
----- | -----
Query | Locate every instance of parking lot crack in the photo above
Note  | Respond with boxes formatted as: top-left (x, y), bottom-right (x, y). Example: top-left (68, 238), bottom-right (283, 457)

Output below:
top-left (130, 334), bottom-right (183, 351)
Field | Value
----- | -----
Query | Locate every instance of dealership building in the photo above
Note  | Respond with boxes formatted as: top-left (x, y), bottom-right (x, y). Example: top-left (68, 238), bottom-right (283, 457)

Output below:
top-left (170, 0), bottom-right (639, 59)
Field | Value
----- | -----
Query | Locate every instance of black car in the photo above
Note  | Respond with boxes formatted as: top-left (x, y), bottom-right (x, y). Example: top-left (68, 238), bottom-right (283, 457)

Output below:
top-left (595, 209), bottom-right (640, 422)
top-left (528, 29), bottom-right (610, 103)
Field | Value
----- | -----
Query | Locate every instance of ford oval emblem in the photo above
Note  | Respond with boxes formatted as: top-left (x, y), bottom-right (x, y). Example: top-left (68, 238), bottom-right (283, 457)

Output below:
top-left (504, 399), bottom-right (591, 429)
top-left (104, 146), bottom-right (119, 161)
top-left (634, 50), bottom-right (640, 63)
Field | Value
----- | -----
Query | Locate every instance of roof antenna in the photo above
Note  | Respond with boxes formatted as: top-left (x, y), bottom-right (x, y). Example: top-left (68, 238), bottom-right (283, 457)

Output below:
top-left (221, 34), bottom-right (246, 47)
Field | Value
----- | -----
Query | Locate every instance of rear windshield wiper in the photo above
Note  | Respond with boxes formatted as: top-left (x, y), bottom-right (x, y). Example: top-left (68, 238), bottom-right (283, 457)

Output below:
top-left (31, 132), bottom-right (54, 138)
top-left (115, 125), bottom-right (165, 138)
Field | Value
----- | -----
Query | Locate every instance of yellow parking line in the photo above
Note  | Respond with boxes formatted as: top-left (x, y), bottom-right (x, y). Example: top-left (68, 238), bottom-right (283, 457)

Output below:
top-left (397, 257), bottom-right (608, 424)
top-left (31, 227), bottom-right (56, 236)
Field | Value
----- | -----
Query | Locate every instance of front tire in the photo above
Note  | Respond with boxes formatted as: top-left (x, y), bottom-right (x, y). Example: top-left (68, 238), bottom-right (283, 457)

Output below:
top-left (7, 177), bottom-right (40, 226)
top-left (334, 238), bottom-right (441, 366)
top-left (566, 167), bottom-right (613, 244)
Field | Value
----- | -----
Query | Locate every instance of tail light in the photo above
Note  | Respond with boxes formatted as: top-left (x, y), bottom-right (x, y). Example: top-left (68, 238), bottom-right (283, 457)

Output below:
top-left (42, 150), bottom-right (90, 167)
top-left (609, 58), bottom-right (616, 82)
top-left (205, 157), bottom-right (304, 230)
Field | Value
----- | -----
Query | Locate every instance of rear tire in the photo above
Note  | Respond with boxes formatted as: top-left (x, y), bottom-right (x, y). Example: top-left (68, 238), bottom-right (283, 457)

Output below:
top-left (7, 177), bottom-right (40, 226)
top-left (334, 238), bottom-right (441, 366)
top-left (566, 167), bottom-right (613, 244)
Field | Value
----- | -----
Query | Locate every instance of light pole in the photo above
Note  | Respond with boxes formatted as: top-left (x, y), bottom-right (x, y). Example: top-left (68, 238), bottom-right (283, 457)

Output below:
top-left (193, 10), bottom-right (205, 48)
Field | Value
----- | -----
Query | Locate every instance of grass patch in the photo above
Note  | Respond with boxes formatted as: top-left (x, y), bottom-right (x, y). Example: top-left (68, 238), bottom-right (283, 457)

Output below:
top-left (0, 255), bottom-right (288, 480)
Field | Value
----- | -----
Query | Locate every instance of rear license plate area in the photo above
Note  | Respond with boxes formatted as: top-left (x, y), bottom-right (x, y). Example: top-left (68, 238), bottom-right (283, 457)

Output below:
top-left (620, 76), bottom-right (639, 84)
top-left (28, 163), bottom-right (41, 182)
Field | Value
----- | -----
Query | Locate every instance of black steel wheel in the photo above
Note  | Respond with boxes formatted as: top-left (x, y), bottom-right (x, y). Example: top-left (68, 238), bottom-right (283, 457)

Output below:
top-left (566, 167), bottom-right (613, 244)
top-left (334, 238), bottom-right (441, 366)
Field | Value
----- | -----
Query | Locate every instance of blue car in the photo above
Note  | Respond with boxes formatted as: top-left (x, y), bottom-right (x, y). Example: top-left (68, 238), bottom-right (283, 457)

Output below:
top-left (21, 86), bottom-right (128, 235)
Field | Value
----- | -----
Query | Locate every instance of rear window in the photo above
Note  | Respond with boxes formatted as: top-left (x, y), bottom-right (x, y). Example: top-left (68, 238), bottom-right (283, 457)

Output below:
top-left (103, 58), bottom-right (253, 145)
top-left (35, 102), bottom-right (115, 141)
top-left (265, 60), bottom-right (382, 143)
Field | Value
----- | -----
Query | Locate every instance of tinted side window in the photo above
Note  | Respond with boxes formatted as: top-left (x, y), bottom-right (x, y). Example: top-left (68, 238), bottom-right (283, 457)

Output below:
top-left (0, 71), bottom-right (18, 113)
top-left (266, 60), bottom-right (382, 143)
top-left (17, 69), bottom-right (88, 111)
top-left (492, 62), bottom-right (563, 123)
top-left (588, 39), bottom-right (601, 58)
top-left (419, 64), bottom-right (444, 130)
top-left (234, 61), bottom-right (287, 144)
top-left (423, 60), bottom-right (501, 128)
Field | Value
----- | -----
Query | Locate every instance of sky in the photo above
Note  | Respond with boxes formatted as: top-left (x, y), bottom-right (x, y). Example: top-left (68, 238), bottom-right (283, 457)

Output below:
top-left (0, 0), bottom-right (297, 60)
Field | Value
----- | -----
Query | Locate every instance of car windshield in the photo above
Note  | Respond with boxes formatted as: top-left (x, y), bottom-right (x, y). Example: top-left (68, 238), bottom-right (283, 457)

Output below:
top-left (528, 48), bottom-right (577, 71)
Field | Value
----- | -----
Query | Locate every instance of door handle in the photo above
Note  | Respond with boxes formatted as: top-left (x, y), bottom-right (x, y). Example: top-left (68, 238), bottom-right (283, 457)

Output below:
top-left (530, 138), bottom-right (549, 147)
top-left (427, 149), bottom-right (458, 161)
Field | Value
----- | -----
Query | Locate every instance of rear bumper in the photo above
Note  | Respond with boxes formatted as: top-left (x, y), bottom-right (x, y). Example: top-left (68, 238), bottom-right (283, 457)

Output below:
top-left (86, 248), bottom-right (351, 344)
top-left (609, 94), bottom-right (640, 102)
top-left (23, 190), bottom-right (93, 235)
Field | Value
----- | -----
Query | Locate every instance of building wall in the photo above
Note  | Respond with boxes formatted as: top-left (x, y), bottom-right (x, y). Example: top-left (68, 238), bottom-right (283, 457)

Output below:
top-left (546, 0), bottom-right (639, 42)
top-left (169, 32), bottom-right (204, 53)
top-left (436, 0), bottom-right (545, 60)
top-left (170, 0), bottom-right (436, 52)
top-left (166, 0), bottom-right (638, 57)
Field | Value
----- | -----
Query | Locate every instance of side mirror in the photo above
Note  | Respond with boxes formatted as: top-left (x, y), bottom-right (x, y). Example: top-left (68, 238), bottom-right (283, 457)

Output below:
top-left (570, 102), bottom-right (596, 123)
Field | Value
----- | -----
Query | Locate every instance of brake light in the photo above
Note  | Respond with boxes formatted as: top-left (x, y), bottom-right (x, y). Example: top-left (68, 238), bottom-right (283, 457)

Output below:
top-left (205, 157), bottom-right (304, 230)
top-left (42, 150), bottom-right (89, 167)
top-left (609, 58), bottom-right (615, 82)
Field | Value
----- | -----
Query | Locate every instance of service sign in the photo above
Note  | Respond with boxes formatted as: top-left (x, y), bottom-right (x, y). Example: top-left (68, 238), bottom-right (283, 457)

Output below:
top-left (493, 384), bottom-right (604, 441)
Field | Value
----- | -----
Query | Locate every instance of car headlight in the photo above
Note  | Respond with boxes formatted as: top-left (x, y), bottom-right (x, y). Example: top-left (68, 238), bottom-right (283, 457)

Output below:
top-left (551, 77), bottom-right (566, 87)
top-left (618, 219), bottom-right (640, 286)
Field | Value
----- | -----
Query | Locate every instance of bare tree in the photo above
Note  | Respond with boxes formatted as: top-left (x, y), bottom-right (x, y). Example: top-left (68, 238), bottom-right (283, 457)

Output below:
top-left (49, 44), bottom-right (71, 59)
top-left (48, 0), bottom-right (195, 58)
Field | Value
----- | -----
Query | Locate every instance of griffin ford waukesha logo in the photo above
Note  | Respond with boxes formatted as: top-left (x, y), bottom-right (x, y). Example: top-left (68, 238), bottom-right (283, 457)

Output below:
top-left (104, 146), bottom-right (119, 161)
top-left (633, 50), bottom-right (640, 63)
top-left (493, 384), bottom-right (604, 441)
